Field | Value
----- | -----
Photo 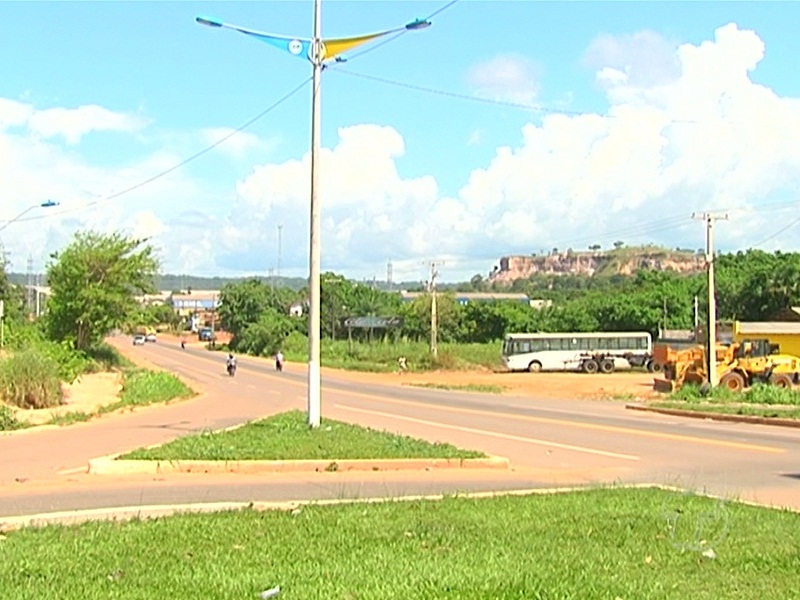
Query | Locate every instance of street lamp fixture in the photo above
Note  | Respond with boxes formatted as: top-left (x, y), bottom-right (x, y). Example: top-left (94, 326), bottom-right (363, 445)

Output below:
top-left (0, 200), bottom-right (60, 235)
top-left (198, 1), bottom-right (431, 427)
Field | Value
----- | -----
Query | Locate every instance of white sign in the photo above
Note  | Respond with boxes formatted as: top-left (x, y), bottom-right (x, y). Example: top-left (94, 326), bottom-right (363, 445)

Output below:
top-left (0, 299), bottom-right (4, 319)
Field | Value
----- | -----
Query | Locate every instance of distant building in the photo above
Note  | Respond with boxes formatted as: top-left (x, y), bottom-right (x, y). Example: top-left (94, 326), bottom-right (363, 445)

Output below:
top-left (399, 291), bottom-right (551, 309)
top-left (289, 300), bottom-right (307, 317)
top-left (170, 290), bottom-right (221, 317)
top-left (135, 291), bottom-right (171, 306)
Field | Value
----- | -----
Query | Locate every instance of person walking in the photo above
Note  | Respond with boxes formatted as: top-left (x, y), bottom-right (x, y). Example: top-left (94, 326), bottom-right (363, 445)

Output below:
top-left (275, 350), bottom-right (284, 372)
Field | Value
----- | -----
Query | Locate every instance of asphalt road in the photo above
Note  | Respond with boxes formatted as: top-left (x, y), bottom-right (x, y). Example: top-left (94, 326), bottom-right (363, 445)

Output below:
top-left (1, 337), bottom-right (799, 518)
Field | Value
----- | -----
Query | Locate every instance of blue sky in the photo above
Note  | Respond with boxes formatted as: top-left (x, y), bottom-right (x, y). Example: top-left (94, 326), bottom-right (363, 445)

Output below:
top-left (2, 1), bottom-right (800, 283)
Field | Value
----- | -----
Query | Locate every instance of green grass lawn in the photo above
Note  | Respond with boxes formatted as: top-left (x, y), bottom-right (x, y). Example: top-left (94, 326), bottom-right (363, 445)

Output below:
top-left (2, 487), bottom-right (798, 599)
top-left (281, 337), bottom-right (505, 373)
top-left (120, 410), bottom-right (484, 461)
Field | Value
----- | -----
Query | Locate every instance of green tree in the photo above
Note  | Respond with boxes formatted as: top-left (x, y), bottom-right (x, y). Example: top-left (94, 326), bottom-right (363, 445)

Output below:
top-left (46, 232), bottom-right (158, 350)
top-left (236, 309), bottom-right (294, 356)
top-left (218, 279), bottom-right (272, 339)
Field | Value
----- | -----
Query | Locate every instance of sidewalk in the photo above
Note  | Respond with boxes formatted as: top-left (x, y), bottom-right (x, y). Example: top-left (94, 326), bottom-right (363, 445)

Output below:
top-left (0, 341), bottom-right (299, 487)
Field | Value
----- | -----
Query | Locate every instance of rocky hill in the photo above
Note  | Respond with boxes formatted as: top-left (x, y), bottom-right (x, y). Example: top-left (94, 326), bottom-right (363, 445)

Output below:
top-left (488, 248), bottom-right (705, 284)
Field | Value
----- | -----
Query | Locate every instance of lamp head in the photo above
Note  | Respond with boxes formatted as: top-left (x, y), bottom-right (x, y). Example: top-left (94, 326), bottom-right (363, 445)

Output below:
top-left (196, 16), bottom-right (223, 28)
top-left (405, 18), bottom-right (432, 30)
top-left (41, 200), bottom-right (59, 207)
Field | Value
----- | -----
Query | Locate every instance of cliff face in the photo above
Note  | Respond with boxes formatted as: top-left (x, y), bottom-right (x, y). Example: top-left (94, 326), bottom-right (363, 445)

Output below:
top-left (488, 250), bottom-right (705, 283)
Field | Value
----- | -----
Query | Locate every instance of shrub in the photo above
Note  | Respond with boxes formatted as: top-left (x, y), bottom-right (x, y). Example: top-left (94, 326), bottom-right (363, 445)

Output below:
top-left (0, 404), bottom-right (22, 431)
top-left (0, 350), bottom-right (64, 409)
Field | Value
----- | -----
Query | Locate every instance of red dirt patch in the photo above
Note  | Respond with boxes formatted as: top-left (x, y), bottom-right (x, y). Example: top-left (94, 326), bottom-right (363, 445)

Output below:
top-left (322, 367), bottom-right (658, 401)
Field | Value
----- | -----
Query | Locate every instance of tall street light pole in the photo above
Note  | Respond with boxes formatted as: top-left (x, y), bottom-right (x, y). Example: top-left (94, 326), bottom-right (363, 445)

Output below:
top-left (197, 1), bottom-right (431, 427)
top-left (308, 0), bottom-right (323, 426)
top-left (0, 200), bottom-right (59, 348)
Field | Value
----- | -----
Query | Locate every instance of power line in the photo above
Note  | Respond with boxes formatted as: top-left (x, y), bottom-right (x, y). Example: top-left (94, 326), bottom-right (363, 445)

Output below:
top-left (330, 66), bottom-right (592, 116)
top-left (12, 77), bottom-right (312, 224)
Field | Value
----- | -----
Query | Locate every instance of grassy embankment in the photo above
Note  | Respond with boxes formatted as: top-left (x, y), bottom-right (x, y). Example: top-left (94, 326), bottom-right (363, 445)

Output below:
top-left (120, 410), bottom-right (483, 461)
top-left (0, 339), bottom-right (193, 430)
top-left (2, 487), bottom-right (798, 599)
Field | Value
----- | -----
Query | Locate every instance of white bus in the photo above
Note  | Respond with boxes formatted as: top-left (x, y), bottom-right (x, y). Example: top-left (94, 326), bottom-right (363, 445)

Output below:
top-left (502, 331), bottom-right (653, 374)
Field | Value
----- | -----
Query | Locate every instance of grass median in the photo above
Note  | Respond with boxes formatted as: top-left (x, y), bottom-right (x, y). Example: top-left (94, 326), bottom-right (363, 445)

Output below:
top-left (2, 487), bottom-right (799, 599)
top-left (120, 410), bottom-right (484, 461)
top-left (653, 383), bottom-right (800, 419)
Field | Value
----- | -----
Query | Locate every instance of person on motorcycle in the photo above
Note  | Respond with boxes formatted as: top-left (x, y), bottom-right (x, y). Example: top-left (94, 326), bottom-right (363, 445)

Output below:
top-left (226, 353), bottom-right (237, 375)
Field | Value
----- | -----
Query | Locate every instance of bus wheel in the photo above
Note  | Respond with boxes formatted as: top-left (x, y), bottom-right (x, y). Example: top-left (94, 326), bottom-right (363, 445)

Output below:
top-left (528, 361), bottom-right (542, 373)
top-left (599, 359), bottom-right (615, 374)
top-left (582, 359), bottom-right (599, 374)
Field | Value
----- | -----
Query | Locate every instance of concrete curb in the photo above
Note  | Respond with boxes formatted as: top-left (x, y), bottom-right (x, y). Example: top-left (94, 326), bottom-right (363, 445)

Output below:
top-left (87, 455), bottom-right (510, 475)
top-left (626, 403), bottom-right (800, 428)
top-left (0, 483), bottom-right (672, 532)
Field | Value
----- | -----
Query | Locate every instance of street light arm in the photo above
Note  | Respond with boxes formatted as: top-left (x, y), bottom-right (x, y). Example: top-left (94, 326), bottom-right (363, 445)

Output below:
top-left (0, 201), bottom-right (60, 234)
top-left (196, 15), bottom-right (431, 64)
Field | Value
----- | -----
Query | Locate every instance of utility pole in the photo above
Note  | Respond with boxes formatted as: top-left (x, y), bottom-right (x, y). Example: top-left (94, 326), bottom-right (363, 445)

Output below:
top-left (277, 224), bottom-right (283, 286)
top-left (426, 261), bottom-right (443, 358)
top-left (693, 211), bottom-right (728, 387)
top-left (26, 255), bottom-right (34, 319)
top-left (35, 273), bottom-right (41, 318)
top-left (387, 260), bottom-right (393, 292)
top-left (693, 295), bottom-right (699, 335)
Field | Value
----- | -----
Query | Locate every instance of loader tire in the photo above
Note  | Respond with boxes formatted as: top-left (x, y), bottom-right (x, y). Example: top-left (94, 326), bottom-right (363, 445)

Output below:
top-left (719, 371), bottom-right (745, 392)
top-left (769, 373), bottom-right (793, 389)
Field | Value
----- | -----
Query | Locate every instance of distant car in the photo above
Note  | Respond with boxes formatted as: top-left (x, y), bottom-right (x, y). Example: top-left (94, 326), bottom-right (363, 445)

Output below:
top-left (133, 334), bottom-right (146, 346)
top-left (145, 333), bottom-right (157, 343)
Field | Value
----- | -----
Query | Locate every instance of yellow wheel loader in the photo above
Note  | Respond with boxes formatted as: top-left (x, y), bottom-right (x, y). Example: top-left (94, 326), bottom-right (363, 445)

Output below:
top-left (653, 339), bottom-right (800, 393)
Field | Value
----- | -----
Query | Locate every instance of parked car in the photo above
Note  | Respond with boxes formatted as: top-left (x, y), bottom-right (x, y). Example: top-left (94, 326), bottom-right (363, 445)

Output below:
top-left (133, 334), bottom-right (146, 346)
top-left (145, 333), bottom-right (157, 343)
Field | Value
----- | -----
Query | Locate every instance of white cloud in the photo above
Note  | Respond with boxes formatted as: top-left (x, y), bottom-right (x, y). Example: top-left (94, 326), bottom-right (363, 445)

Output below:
top-left (4, 23), bottom-right (800, 283)
top-left (466, 54), bottom-right (540, 105)
top-left (584, 29), bottom-right (682, 91)
top-left (28, 104), bottom-right (147, 144)
top-left (195, 24), bottom-right (800, 280)
top-left (200, 127), bottom-right (275, 159)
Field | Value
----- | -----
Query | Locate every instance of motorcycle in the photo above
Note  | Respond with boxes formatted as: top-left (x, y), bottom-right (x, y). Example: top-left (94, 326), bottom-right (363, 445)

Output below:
top-left (226, 362), bottom-right (237, 377)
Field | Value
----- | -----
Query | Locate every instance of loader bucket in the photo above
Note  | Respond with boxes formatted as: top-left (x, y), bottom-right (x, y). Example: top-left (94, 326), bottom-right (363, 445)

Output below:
top-left (653, 378), bottom-right (676, 393)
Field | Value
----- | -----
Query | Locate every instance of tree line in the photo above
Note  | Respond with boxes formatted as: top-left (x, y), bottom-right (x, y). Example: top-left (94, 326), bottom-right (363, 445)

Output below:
top-left (216, 249), bottom-right (800, 355)
top-left (2, 231), bottom-right (798, 356)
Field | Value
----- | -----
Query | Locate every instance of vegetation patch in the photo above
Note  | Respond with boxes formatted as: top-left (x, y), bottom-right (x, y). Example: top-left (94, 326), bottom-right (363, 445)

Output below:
top-left (0, 349), bottom-right (64, 409)
top-left (656, 383), bottom-right (800, 418)
top-left (285, 340), bottom-right (503, 373)
top-left (407, 382), bottom-right (505, 394)
top-left (120, 410), bottom-right (483, 461)
top-left (0, 404), bottom-right (24, 431)
top-left (1, 488), bottom-right (799, 599)
top-left (98, 370), bottom-right (194, 415)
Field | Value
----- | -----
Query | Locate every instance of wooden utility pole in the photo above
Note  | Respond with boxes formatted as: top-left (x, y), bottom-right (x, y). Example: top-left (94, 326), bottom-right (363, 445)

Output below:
top-left (426, 261), bottom-right (443, 358)
top-left (693, 211), bottom-right (728, 387)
